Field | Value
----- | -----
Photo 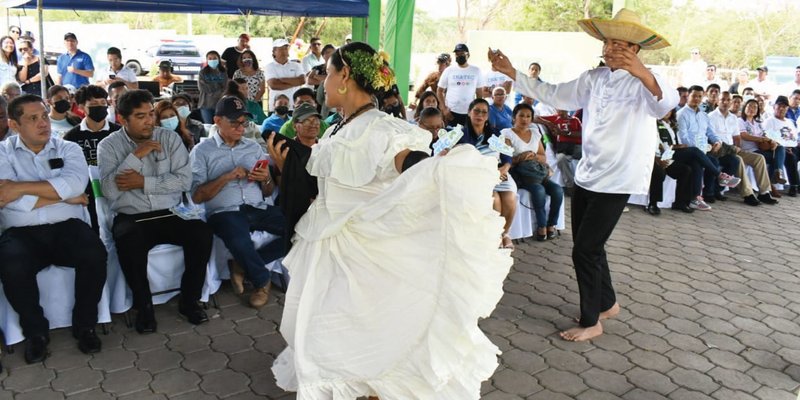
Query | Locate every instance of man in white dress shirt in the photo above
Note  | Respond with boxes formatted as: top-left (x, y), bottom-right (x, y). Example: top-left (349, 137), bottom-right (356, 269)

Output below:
top-left (490, 8), bottom-right (678, 341)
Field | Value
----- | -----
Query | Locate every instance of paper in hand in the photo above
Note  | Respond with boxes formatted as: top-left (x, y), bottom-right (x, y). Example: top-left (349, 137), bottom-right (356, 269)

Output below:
top-left (432, 125), bottom-right (465, 155)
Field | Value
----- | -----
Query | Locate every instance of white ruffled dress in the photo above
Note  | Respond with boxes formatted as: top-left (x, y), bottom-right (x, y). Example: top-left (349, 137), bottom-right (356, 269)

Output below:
top-left (272, 109), bottom-right (513, 399)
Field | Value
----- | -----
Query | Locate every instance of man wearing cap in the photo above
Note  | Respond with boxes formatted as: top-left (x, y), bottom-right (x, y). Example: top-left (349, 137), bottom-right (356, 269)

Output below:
top-left (750, 66), bottom-right (774, 101)
top-left (56, 33), bottom-right (94, 88)
top-left (222, 34), bottom-right (250, 79)
top-left (265, 38), bottom-right (305, 112)
top-left (153, 60), bottom-right (183, 90)
top-left (191, 96), bottom-right (285, 308)
top-left (98, 89), bottom-right (213, 333)
top-left (763, 95), bottom-right (800, 196)
top-left (290, 102), bottom-right (323, 147)
top-left (437, 43), bottom-right (486, 127)
top-left (413, 53), bottom-right (450, 102)
top-left (490, 8), bottom-right (679, 341)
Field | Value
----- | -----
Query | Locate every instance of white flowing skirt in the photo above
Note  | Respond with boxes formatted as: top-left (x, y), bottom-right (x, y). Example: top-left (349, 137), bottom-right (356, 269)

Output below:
top-left (272, 145), bottom-right (514, 399)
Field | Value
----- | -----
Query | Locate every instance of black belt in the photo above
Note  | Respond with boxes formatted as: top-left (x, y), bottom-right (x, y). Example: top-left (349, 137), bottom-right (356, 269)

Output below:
top-left (119, 209), bottom-right (175, 223)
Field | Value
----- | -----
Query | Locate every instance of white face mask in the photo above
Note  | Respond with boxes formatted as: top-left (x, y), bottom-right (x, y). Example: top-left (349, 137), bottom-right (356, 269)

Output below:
top-left (176, 105), bottom-right (191, 120)
top-left (160, 116), bottom-right (179, 131)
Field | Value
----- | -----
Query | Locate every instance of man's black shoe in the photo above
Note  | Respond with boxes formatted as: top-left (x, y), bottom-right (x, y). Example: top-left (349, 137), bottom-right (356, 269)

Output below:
top-left (179, 301), bottom-right (209, 325)
top-left (703, 195), bottom-right (716, 204)
top-left (714, 193), bottom-right (728, 201)
top-left (671, 203), bottom-right (695, 213)
top-left (743, 194), bottom-right (761, 206)
top-left (135, 304), bottom-right (157, 334)
top-left (645, 204), bottom-right (661, 216)
top-left (757, 193), bottom-right (779, 205)
top-left (24, 335), bottom-right (49, 364)
top-left (73, 328), bottom-right (102, 354)
top-left (789, 186), bottom-right (798, 197)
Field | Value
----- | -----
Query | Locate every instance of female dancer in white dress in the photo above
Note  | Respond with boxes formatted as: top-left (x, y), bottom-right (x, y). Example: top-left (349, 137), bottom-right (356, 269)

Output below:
top-left (269, 42), bottom-right (513, 399)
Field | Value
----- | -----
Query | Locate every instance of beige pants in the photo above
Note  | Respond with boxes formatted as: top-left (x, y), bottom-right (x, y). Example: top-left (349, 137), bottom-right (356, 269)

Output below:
top-left (736, 150), bottom-right (771, 195)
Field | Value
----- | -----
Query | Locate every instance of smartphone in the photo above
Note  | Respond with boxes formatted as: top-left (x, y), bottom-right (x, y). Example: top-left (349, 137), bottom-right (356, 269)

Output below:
top-left (253, 159), bottom-right (269, 170)
top-left (109, 74), bottom-right (116, 79)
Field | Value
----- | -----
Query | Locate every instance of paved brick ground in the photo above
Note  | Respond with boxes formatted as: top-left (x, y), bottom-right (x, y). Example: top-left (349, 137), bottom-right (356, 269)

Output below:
top-left (1, 195), bottom-right (799, 399)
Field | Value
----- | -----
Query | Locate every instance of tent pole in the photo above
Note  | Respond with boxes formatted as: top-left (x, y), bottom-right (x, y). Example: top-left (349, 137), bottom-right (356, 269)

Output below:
top-left (38, 0), bottom-right (46, 100)
top-left (351, 0), bottom-right (380, 48)
top-left (383, 0), bottom-right (414, 104)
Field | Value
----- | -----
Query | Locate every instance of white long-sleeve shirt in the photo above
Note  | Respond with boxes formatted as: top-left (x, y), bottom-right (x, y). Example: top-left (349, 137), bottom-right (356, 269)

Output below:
top-left (514, 67), bottom-right (678, 195)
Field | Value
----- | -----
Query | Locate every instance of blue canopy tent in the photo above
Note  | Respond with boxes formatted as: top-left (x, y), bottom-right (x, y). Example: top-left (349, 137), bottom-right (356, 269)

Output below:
top-left (3, 0), bottom-right (415, 103)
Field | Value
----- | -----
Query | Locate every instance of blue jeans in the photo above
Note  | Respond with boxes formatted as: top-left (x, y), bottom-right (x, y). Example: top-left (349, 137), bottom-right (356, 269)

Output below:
top-left (673, 147), bottom-right (719, 196)
top-left (207, 205), bottom-right (286, 289)
top-left (199, 108), bottom-right (215, 124)
top-left (757, 146), bottom-right (787, 182)
top-left (522, 180), bottom-right (563, 228)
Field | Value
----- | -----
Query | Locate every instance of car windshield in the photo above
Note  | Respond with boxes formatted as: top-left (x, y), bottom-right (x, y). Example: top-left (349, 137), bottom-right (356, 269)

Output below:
top-left (158, 45), bottom-right (200, 57)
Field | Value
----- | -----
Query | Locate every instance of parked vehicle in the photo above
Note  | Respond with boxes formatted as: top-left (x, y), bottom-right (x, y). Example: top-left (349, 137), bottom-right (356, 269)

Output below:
top-left (124, 41), bottom-right (204, 77)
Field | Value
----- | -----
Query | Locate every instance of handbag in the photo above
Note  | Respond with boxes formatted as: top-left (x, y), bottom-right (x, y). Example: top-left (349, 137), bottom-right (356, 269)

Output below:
top-left (511, 159), bottom-right (551, 186)
top-left (757, 140), bottom-right (773, 152)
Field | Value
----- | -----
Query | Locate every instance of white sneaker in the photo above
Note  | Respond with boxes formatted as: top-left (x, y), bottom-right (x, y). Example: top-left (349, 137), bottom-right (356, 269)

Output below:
top-left (690, 199), bottom-right (712, 211)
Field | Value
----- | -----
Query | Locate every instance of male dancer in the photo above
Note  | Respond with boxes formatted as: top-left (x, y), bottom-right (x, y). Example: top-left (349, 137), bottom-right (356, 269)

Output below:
top-left (490, 8), bottom-right (678, 341)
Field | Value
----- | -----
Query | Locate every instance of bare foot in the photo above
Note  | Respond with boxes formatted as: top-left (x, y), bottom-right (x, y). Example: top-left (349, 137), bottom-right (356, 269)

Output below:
top-left (560, 322), bottom-right (603, 341)
top-left (574, 302), bottom-right (620, 323)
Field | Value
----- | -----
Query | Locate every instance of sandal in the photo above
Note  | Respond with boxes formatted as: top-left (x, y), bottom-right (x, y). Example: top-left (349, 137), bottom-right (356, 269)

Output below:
top-left (546, 227), bottom-right (560, 240)
top-left (536, 228), bottom-right (547, 242)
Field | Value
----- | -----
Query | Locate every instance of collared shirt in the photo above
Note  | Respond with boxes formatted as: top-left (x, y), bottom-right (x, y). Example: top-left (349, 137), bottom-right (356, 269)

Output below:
top-left (190, 133), bottom-right (268, 217)
top-left (264, 60), bottom-right (304, 110)
top-left (97, 126), bottom-right (191, 214)
top-left (708, 109), bottom-right (739, 145)
top-left (261, 113), bottom-right (289, 134)
top-left (514, 67), bottom-right (678, 195)
top-left (677, 106), bottom-right (721, 150)
top-left (301, 52), bottom-right (324, 73)
top-left (106, 65), bottom-right (138, 85)
top-left (56, 49), bottom-right (94, 87)
top-left (786, 106), bottom-right (800, 126)
top-left (0, 135), bottom-right (88, 228)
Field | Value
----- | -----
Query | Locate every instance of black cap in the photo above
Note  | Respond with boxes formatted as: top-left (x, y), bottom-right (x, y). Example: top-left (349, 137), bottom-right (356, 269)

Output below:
top-left (215, 96), bottom-right (253, 119)
top-left (775, 95), bottom-right (789, 106)
top-left (64, 32), bottom-right (77, 41)
top-left (158, 60), bottom-right (172, 70)
top-left (453, 43), bottom-right (469, 53)
top-left (757, 65), bottom-right (768, 72)
top-left (436, 53), bottom-right (451, 63)
top-left (292, 102), bottom-right (321, 123)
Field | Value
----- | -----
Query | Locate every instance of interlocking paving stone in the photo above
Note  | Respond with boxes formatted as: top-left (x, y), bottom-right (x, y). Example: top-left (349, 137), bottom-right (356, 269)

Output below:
top-left (4, 365), bottom-right (56, 392)
top-left (65, 388), bottom-right (114, 400)
top-left (667, 388), bottom-right (715, 400)
top-left (135, 348), bottom-right (183, 373)
top-left (579, 368), bottom-right (633, 396)
top-left (626, 367), bottom-right (679, 396)
top-left (199, 369), bottom-right (250, 397)
top-left (149, 368), bottom-right (200, 396)
top-left (15, 388), bottom-right (65, 400)
top-left (666, 367), bottom-right (719, 394)
top-left (101, 368), bottom-right (152, 396)
top-left (51, 366), bottom-right (104, 395)
top-left (533, 368), bottom-right (587, 397)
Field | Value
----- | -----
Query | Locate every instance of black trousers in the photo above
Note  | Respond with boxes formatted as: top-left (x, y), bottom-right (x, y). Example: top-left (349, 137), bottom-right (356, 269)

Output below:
top-left (0, 218), bottom-right (107, 338)
top-left (650, 160), bottom-right (693, 207)
top-left (571, 186), bottom-right (629, 327)
top-left (112, 211), bottom-right (212, 309)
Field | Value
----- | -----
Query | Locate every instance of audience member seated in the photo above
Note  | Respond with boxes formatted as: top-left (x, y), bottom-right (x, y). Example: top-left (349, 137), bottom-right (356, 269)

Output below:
top-left (503, 103), bottom-right (563, 241)
top-left (47, 84), bottom-right (80, 138)
top-left (676, 86), bottom-right (688, 110)
top-left (417, 107), bottom-right (445, 149)
top-left (171, 93), bottom-right (206, 145)
top-left (152, 60), bottom-right (183, 91)
top-left (488, 87), bottom-right (512, 131)
top-left (379, 84), bottom-right (407, 120)
top-left (763, 95), bottom-right (800, 196)
top-left (677, 85), bottom-right (741, 208)
top-left (786, 89), bottom-right (800, 125)
top-left (191, 96), bottom-right (286, 307)
top-left (0, 96), bottom-right (12, 141)
top-left (154, 100), bottom-right (195, 150)
top-left (541, 109), bottom-right (582, 191)
top-left (660, 110), bottom-right (713, 214)
top-left (413, 90), bottom-right (440, 122)
top-left (709, 91), bottom-right (777, 205)
top-left (0, 94), bottom-right (107, 363)
top-left (739, 98), bottom-right (788, 198)
top-left (107, 81), bottom-right (128, 125)
top-left (279, 88), bottom-right (329, 139)
top-left (63, 85), bottom-right (121, 232)
top-left (457, 98), bottom-right (516, 249)
top-left (647, 142), bottom-right (692, 215)
top-left (291, 103), bottom-right (323, 148)
top-left (730, 93), bottom-right (743, 118)
top-left (700, 83), bottom-right (720, 113)
top-left (97, 89), bottom-right (213, 333)
top-left (260, 94), bottom-right (291, 136)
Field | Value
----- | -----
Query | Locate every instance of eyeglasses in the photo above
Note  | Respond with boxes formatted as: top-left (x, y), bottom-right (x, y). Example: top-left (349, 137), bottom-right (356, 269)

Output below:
top-left (226, 118), bottom-right (247, 129)
top-left (471, 109), bottom-right (489, 115)
top-left (298, 118), bottom-right (320, 126)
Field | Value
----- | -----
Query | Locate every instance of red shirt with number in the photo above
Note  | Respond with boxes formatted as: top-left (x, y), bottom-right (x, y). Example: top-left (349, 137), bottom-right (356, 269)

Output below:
top-left (541, 114), bottom-right (582, 144)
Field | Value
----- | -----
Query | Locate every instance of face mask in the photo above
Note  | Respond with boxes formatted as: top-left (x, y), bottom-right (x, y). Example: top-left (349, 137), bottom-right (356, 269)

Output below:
top-left (455, 55), bottom-right (467, 66)
top-left (87, 105), bottom-right (108, 122)
top-left (207, 59), bottom-right (219, 69)
top-left (243, 59), bottom-right (253, 65)
top-left (160, 116), bottom-right (179, 131)
top-left (176, 105), bottom-right (191, 120)
top-left (385, 104), bottom-right (401, 115)
top-left (275, 105), bottom-right (289, 116)
top-left (53, 99), bottom-right (71, 114)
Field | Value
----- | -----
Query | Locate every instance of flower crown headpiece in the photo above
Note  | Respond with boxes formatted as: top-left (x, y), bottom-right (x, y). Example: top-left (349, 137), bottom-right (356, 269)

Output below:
top-left (339, 48), bottom-right (396, 92)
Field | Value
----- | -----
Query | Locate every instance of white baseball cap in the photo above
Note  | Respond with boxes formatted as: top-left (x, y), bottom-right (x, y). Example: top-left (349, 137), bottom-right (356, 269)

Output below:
top-left (272, 38), bottom-right (289, 48)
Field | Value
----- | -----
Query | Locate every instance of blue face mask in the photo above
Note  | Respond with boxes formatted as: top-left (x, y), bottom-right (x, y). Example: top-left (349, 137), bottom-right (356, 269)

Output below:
top-left (176, 105), bottom-right (191, 120)
top-left (208, 59), bottom-right (219, 69)
top-left (161, 116), bottom-right (179, 131)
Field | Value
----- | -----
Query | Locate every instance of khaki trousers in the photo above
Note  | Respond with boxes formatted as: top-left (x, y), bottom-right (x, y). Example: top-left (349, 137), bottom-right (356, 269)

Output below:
top-left (736, 150), bottom-right (771, 195)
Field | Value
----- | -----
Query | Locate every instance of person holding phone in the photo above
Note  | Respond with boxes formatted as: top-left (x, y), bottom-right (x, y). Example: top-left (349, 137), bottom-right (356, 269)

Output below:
top-left (17, 39), bottom-right (45, 95)
top-left (190, 96), bottom-right (286, 308)
top-left (102, 47), bottom-right (138, 89)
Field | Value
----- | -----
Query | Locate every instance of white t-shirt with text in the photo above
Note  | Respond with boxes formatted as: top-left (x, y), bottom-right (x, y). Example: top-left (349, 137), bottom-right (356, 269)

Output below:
top-left (438, 64), bottom-right (485, 114)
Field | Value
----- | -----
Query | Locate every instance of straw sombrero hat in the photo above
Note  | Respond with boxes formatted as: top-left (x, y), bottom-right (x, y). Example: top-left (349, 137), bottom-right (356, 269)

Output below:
top-left (577, 8), bottom-right (669, 50)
